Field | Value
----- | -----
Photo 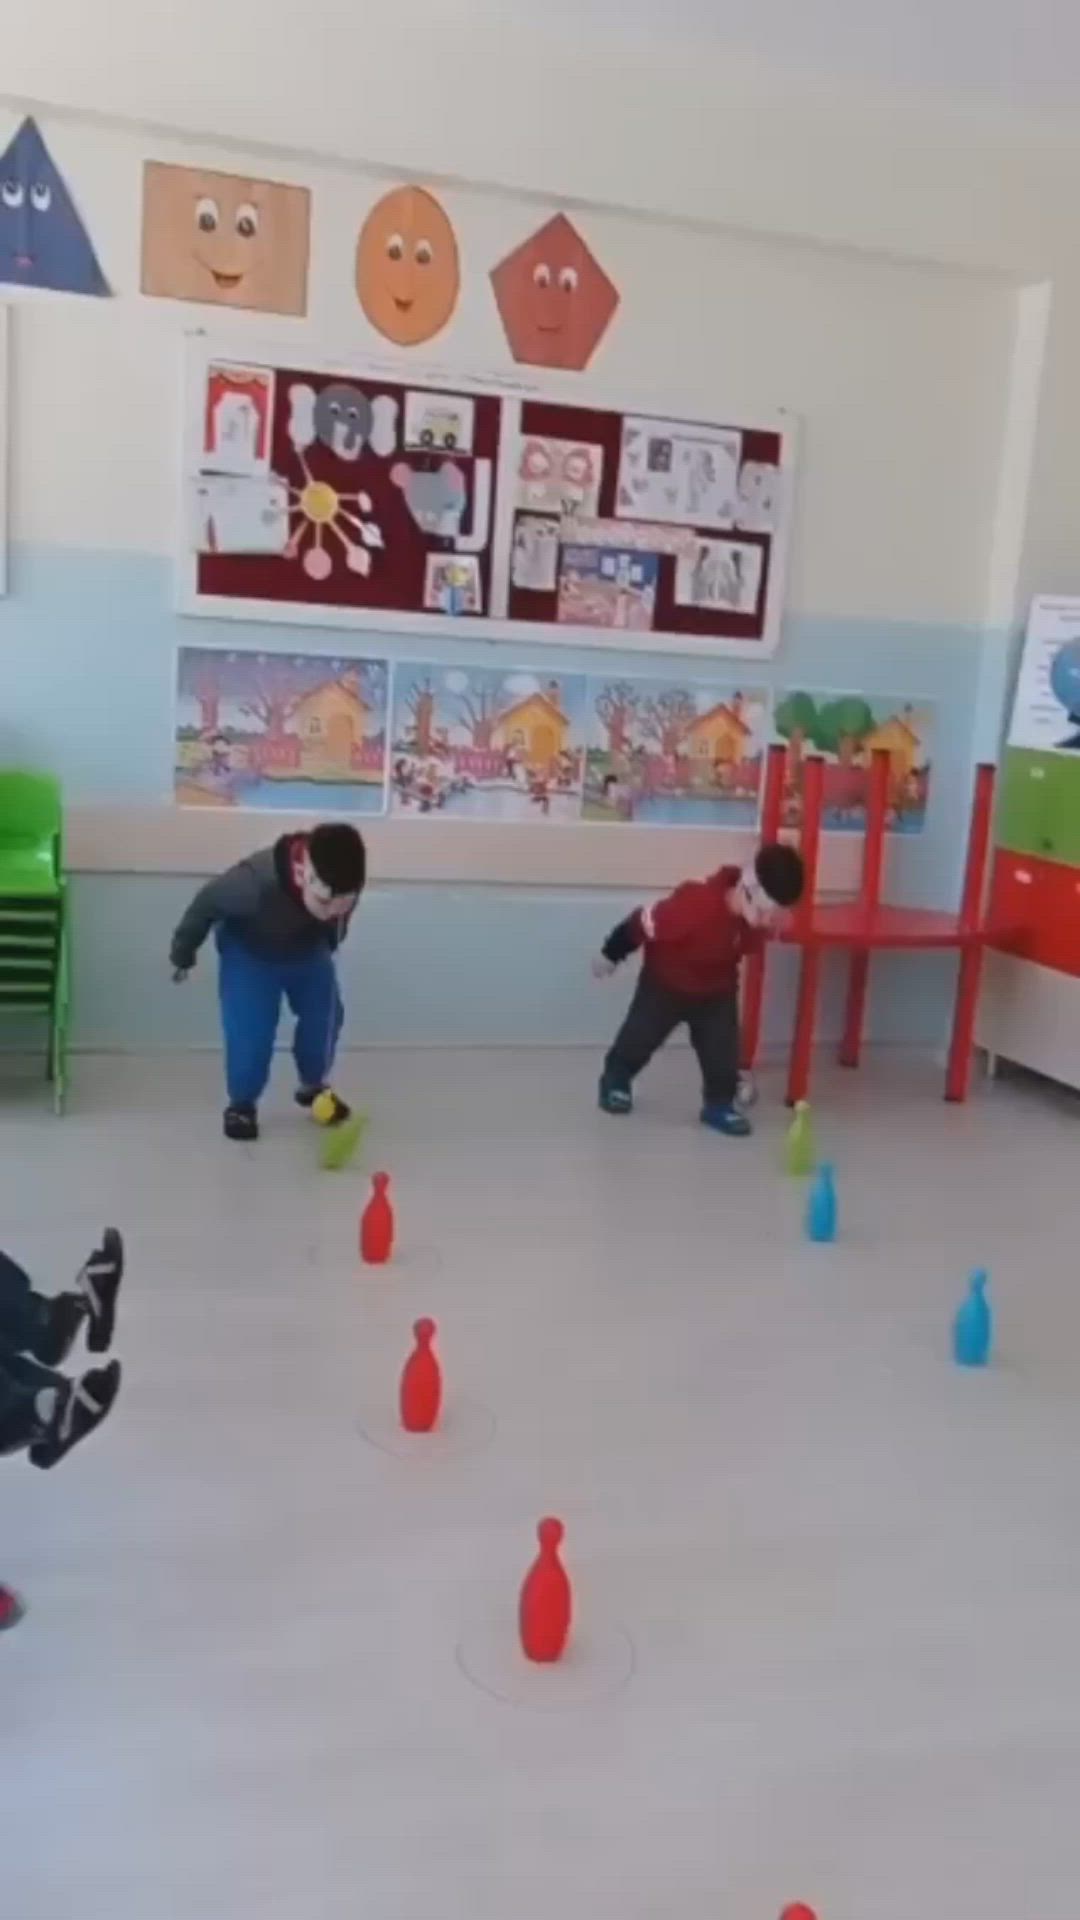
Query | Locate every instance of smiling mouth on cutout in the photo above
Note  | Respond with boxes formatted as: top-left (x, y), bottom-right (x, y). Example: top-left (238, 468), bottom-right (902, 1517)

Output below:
top-left (393, 295), bottom-right (414, 312)
top-left (194, 253), bottom-right (246, 292)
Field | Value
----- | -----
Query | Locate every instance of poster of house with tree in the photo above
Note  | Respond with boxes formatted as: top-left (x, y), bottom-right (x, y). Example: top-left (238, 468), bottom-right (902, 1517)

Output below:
top-left (581, 674), bottom-right (768, 826)
top-left (389, 663), bottom-right (587, 821)
top-left (773, 687), bottom-right (934, 833)
top-left (174, 647), bottom-right (389, 812)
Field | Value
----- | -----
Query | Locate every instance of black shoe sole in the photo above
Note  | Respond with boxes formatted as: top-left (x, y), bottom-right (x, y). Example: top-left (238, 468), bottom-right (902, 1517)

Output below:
top-left (83, 1226), bottom-right (124, 1355)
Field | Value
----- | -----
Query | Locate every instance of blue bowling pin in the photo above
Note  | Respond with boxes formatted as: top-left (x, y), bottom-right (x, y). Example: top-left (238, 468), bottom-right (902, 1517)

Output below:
top-left (952, 1268), bottom-right (992, 1366)
top-left (805, 1163), bottom-right (837, 1243)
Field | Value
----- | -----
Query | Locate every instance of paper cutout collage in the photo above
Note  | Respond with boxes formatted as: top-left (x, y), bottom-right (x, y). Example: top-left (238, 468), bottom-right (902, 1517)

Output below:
top-left (190, 357), bottom-right (790, 652)
top-left (193, 360), bottom-right (501, 621)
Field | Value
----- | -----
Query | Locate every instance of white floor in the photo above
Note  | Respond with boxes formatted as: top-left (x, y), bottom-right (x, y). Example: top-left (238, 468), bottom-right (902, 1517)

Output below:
top-left (2, 1048), bottom-right (1079, 1920)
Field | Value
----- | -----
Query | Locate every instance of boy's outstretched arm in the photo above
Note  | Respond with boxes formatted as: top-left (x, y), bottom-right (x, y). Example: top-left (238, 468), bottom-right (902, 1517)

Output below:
top-left (593, 883), bottom-right (706, 975)
top-left (169, 864), bottom-right (260, 974)
top-left (597, 909), bottom-right (645, 971)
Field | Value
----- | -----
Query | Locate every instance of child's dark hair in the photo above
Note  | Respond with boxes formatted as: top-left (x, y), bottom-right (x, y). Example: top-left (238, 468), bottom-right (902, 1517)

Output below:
top-left (309, 822), bottom-right (367, 895)
top-left (755, 841), bottom-right (804, 908)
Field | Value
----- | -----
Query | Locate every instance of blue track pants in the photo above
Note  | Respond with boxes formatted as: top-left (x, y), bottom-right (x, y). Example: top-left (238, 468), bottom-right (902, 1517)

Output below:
top-left (216, 931), bottom-right (343, 1107)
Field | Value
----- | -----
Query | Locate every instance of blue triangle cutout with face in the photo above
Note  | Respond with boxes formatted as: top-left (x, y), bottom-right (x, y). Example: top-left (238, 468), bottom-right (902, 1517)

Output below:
top-left (0, 117), bottom-right (110, 296)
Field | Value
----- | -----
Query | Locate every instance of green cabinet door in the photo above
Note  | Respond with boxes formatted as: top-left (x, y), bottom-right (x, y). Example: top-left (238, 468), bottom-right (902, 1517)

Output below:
top-left (998, 747), bottom-right (1080, 865)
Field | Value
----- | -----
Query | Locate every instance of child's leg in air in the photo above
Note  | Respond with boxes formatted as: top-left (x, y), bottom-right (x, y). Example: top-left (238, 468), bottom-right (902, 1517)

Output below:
top-left (600, 976), bottom-right (686, 1114)
top-left (217, 932), bottom-right (283, 1140)
top-left (285, 949), bottom-right (350, 1123)
top-left (688, 994), bottom-right (751, 1136)
top-left (0, 1232), bottom-right (123, 1366)
top-left (0, 1349), bottom-right (122, 1469)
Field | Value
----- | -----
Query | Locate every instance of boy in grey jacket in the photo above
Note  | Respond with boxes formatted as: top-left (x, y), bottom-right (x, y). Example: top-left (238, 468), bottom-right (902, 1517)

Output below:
top-left (170, 824), bottom-right (366, 1141)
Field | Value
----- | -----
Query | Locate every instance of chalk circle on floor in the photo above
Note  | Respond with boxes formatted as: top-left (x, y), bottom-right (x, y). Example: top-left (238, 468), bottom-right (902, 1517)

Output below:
top-left (356, 1395), bottom-right (497, 1461)
top-left (456, 1605), bottom-right (636, 1710)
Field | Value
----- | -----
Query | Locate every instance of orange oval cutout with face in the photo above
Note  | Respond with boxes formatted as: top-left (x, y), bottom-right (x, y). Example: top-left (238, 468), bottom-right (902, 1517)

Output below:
top-left (356, 186), bottom-right (460, 347)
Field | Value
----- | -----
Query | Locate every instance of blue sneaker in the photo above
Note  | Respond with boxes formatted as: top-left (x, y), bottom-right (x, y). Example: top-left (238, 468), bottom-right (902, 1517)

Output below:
top-left (701, 1102), bottom-right (752, 1137)
top-left (598, 1075), bottom-right (633, 1115)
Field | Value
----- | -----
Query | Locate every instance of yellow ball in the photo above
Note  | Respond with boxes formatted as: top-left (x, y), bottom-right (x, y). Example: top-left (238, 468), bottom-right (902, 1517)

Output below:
top-left (312, 1090), bottom-right (337, 1125)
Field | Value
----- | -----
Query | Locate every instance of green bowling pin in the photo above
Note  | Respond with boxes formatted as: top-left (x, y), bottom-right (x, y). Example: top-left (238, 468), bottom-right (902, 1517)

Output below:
top-left (784, 1100), bottom-right (816, 1176)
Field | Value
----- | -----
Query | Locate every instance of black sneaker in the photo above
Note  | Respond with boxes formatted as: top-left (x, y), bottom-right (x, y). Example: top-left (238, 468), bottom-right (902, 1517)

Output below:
top-left (29, 1361), bottom-right (122, 1470)
top-left (598, 1074), bottom-right (633, 1115)
top-left (295, 1086), bottom-right (351, 1124)
top-left (77, 1228), bottom-right (124, 1355)
top-left (223, 1103), bottom-right (259, 1142)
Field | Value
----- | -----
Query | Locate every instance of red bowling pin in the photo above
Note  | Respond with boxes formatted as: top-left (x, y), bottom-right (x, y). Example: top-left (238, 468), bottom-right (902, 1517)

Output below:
top-left (399, 1317), bottom-right (442, 1433)
top-left (779, 1906), bottom-right (819, 1920)
top-left (518, 1516), bottom-right (572, 1663)
top-left (360, 1171), bottom-right (394, 1265)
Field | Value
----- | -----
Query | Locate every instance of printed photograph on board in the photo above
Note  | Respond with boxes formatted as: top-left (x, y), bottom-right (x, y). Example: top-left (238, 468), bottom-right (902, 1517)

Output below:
top-left (389, 664), bottom-right (586, 822)
top-left (773, 689), bottom-right (934, 834)
top-left (582, 676), bottom-right (769, 826)
top-left (557, 546), bottom-right (658, 632)
top-left (174, 647), bottom-right (388, 813)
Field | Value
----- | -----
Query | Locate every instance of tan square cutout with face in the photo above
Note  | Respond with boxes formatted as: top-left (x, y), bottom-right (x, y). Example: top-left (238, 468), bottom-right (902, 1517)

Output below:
top-left (141, 162), bottom-right (310, 316)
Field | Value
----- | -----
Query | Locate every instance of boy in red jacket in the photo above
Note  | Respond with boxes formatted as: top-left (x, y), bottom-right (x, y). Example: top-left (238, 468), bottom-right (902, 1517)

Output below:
top-left (594, 843), bottom-right (804, 1135)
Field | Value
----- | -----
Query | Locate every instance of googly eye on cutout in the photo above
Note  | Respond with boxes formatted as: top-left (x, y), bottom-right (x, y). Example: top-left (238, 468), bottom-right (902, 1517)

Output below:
top-left (533, 262), bottom-right (552, 288)
top-left (558, 266), bottom-right (579, 293)
top-left (414, 238), bottom-right (433, 266)
top-left (1, 180), bottom-right (24, 209)
top-left (386, 232), bottom-right (405, 262)
top-left (195, 196), bottom-right (220, 233)
top-left (235, 201), bottom-right (259, 239)
top-left (30, 182), bottom-right (51, 213)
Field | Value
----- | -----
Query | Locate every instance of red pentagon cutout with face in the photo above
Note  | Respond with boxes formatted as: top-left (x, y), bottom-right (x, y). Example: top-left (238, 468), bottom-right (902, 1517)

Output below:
top-left (491, 214), bottom-right (619, 372)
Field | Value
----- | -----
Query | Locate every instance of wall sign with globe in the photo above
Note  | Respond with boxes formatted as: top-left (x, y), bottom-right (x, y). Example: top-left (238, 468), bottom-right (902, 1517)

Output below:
top-left (1008, 596), bottom-right (1080, 755)
top-left (1049, 635), bottom-right (1080, 749)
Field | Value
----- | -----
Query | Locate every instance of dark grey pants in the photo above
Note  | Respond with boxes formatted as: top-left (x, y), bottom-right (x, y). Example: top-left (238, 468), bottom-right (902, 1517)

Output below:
top-left (604, 974), bottom-right (739, 1107)
top-left (0, 1252), bottom-right (62, 1455)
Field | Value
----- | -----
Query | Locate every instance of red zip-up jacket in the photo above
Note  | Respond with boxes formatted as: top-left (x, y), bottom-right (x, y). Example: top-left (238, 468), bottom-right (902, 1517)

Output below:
top-left (602, 864), bottom-right (763, 998)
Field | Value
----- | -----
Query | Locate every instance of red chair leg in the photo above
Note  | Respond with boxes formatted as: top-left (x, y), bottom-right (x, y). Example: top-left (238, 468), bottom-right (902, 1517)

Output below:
top-left (838, 949), bottom-right (871, 1068)
top-left (787, 945), bottom-right (820, 1105)
top-left (945, 944), bottom-right (985, 1102)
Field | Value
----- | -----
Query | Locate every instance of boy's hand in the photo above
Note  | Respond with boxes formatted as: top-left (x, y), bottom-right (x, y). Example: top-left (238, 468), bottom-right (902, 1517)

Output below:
top-left (591, 954), bottom-right (616, 979)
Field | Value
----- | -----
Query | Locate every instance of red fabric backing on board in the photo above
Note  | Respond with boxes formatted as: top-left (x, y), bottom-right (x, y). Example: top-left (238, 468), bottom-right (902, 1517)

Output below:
top-left (198, 371), bottom-right (503, 617)
top-left (506, 400), bottom-right (781, 645)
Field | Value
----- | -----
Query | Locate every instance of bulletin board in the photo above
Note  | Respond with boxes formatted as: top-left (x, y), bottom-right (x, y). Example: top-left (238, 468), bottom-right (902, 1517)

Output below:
top-left (179, 338), bottom-right (796, 660)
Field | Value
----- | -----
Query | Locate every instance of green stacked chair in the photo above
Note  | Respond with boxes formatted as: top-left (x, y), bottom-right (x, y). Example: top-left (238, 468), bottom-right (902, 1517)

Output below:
top-left (0, 772), bottom-right (69, 1113)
